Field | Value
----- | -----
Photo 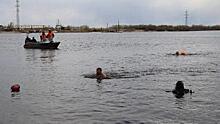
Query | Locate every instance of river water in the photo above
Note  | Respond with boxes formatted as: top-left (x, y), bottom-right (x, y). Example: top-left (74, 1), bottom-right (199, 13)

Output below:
top-left (0, 32), bottom-right (219, 124)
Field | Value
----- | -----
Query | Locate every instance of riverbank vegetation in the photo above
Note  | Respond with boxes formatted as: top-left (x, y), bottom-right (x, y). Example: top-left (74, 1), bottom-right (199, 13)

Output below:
top-left (1, 23), bottom-right (220, 33)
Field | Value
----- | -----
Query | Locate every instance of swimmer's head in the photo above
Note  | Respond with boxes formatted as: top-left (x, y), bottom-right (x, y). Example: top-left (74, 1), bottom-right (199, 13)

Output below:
top-left (96, 68), bottom-right (102, 74)
top-left (175, 81), bottom-right (184, 91)
top-left (181, 52), bottom-right (187, 55)
top-left (175, 51), bottom-right (180, 56)
top-left (176, 50), bottom-right (188, 56)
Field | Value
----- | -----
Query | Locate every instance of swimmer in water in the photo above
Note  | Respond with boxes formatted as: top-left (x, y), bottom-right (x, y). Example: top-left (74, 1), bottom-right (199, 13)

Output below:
top-left (175, 49), bottom-right (188, 56)
top-left (96, 68), bottom-right (110, 82)
top-left (172, 81), bottom-right (193, 98)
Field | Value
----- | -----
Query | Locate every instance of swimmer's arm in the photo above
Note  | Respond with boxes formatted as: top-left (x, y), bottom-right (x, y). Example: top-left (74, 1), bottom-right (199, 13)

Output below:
top-left (185, 89), bottom-right (190, 93)
top-left (102, 73), bottom-right (111, 79)
top-left (172, 90), bottom-right (177, 94)
top-left (185, 89), bottom-right (194, 94)
top-left (189, 90), bottom-right (194, 93)
top-left (165, 90), bottom-right (173, 92)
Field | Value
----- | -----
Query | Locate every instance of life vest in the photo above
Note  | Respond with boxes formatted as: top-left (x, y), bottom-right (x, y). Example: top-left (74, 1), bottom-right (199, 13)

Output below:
top-left (46, 32), bottom-right (54, 39)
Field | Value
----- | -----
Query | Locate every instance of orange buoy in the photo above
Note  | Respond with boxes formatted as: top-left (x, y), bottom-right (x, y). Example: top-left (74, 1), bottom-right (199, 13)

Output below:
top-left (11, 84), bottom-right (20, 92)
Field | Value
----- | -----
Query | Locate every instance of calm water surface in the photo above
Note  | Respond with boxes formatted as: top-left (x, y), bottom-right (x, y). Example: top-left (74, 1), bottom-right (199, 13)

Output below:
top-left (0, 32), bottom-right (220, 124)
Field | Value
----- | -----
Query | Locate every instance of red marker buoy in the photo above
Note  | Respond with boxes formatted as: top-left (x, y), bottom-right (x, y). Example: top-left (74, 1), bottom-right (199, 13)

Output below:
top-left (11, 84), bottom-right (20, 92)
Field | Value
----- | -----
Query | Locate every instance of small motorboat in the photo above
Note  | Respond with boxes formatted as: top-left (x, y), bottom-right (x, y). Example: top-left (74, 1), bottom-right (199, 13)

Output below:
top-left (24, 41), bottom-right (60, 49)
top-left (23, 36), bottom-right (60, 49)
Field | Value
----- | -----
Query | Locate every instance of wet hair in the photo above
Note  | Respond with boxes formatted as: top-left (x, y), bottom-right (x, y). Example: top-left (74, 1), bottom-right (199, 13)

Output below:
top-left (175, 51), bottom-right (187, 56)
top-left (175, 81), bottom-right (184, 91)
top-left (175, 51), bottom-right (179, 55)
top-left (172, 81), bottom-right (192, 98)
top-left (96, 68), bottom-right (102, 72)
top-left (96, 68), bottom-right (103, 80)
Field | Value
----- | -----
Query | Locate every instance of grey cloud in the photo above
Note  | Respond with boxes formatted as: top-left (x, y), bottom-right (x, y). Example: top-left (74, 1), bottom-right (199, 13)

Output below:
top-left (0, 0), bottom-right (219, 26)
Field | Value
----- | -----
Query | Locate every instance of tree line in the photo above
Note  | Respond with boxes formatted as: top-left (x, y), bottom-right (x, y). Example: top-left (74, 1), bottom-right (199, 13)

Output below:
top-left (1, 24), bottom-right (220, 33)
top-left (110, 24), bottom-right (220, 32)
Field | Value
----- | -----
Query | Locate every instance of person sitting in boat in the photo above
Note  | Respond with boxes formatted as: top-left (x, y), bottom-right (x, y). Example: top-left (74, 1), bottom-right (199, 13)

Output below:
top-left (175, 49), bottom-right (188, 56)
top-left (172, 81), bottom-right (193, 98)
top-left (46, 30), bottom-right (54, 42)
top-left (32, 37), bottom-right (37, 42)
top-left (96, 68), bottom-right (110, 81)
top-left (40, 31), bottom-right (47, 41)
top-left (25, 36), bottom-right (31, 43)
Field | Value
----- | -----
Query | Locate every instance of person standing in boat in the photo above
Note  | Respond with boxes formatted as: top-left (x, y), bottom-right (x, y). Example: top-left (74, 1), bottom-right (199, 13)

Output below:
top-left (46, 29), bottom-right (55, 42)
top-left (40, 31), bottom-right (47, 41)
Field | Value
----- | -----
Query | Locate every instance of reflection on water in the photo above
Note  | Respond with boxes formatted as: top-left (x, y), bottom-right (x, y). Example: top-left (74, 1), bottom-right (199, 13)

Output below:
top-left (25, 49), bottom-right (37, 62)
top-left (175, 97), bottom-right (187, 109)
top-left (40, 50), bottom-right (56, 63)
top-left (25, 49), bottom-right (56, 64)
top-left (11, 92), bottom-right (21, 100)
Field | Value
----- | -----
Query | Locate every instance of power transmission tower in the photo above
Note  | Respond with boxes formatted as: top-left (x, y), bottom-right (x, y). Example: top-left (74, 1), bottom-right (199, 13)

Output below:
top-left (185, 10), bottom-right (188, 26)
top-left (117, 19), bottom-right (120, 32)
top-left (106, 23), bottom-right (109, 32)
top-left (16, 0), bottom-right (20, 29)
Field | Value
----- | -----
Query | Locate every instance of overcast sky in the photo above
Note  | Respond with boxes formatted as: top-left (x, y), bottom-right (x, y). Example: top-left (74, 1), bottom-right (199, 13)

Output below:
top-left (1, 0), bottom-right (220, 27)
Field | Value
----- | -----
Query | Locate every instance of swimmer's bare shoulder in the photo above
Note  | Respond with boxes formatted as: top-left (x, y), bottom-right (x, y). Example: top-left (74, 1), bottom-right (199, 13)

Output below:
top-left (102, 73), bottom-right (111, 79)
top-left (104, 76), bottom-right (111, 79)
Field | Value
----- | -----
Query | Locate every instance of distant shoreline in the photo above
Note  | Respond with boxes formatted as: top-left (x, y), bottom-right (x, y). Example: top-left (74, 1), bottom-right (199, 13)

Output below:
top-left (1, 24), bottom-right (220, 33)
top-left (1, 30), bottom-right (220, 34)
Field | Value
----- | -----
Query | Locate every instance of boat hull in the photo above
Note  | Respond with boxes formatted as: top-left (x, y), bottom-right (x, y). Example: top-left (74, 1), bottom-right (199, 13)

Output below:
top-left (24, 42), bottom-right (60, 49)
